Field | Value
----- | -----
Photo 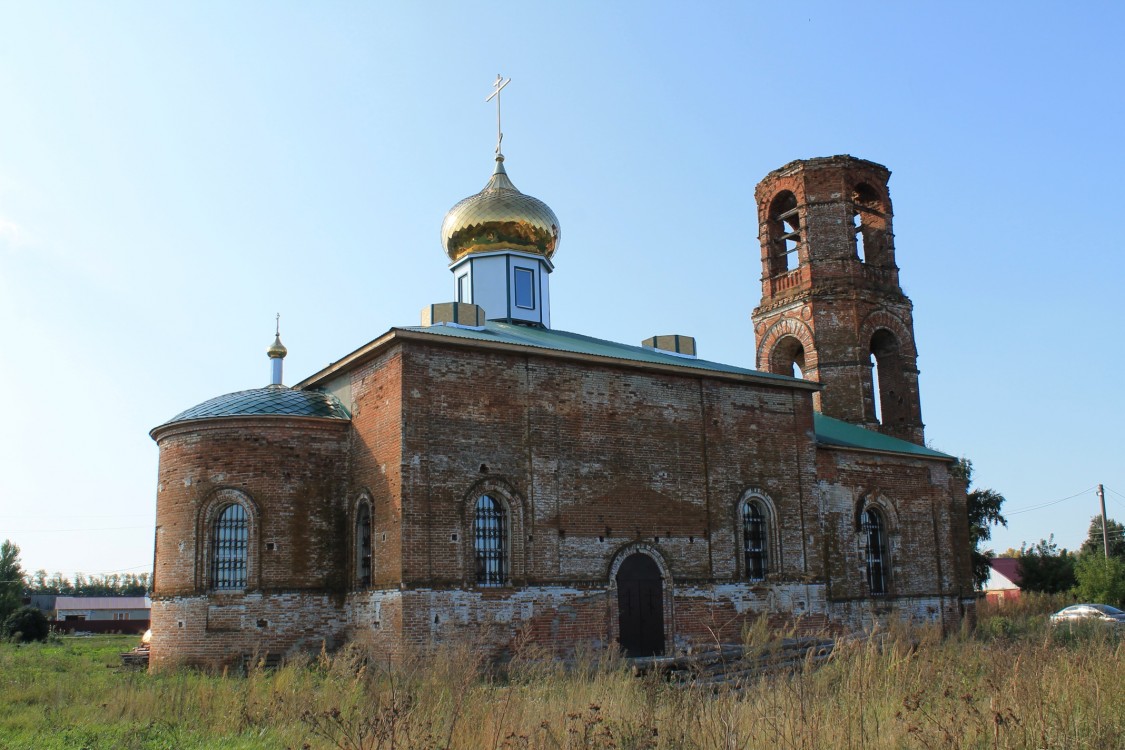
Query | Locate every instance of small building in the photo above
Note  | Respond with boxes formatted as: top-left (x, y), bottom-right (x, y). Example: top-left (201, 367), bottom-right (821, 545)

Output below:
top-left (54, 596), bottom-right (152, 634)
top-left (982, 559), bottom-right (1022, 603)
top-left (24, 594), bottom-right (57, 618)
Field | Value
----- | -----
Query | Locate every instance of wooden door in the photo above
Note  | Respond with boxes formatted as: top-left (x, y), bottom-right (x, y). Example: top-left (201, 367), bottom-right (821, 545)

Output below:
top-left (616, 553), bottom-right (665, 656)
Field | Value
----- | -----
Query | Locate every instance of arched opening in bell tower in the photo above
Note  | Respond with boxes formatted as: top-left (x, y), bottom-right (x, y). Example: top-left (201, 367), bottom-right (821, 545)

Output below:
top-left (852, 183), bottom-right (889, 267)
top-left (768, 335), bottom-right (806, 379)
top-left (767, 191), bottom-right (801, 275)
top-left (869, 329), bottom-right (903, 427)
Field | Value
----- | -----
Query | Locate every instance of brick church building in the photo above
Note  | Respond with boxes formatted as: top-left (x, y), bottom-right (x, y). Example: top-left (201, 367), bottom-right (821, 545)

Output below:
top-left (148, 153), bottom-right (975, 669)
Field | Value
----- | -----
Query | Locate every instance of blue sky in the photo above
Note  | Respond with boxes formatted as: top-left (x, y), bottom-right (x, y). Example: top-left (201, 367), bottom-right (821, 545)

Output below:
top-left (1, 2), bottom-right (1123, 576)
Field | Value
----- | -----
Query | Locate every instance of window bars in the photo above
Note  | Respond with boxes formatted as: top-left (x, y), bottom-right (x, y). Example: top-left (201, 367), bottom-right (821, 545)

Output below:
top-left (743, 502), bottom-right (768, 580)
top-left (863, 508), bottom-right (887, 595)
top-left (474, 495), bottom-right (507, 586)
top-left (211, 503), bottom-right (248, 589)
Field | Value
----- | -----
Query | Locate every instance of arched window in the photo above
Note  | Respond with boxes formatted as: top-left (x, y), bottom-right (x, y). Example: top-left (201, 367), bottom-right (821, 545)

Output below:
top-left (742, 500), bottom-right (769, 580)
top-left (474, 495), bottom-right (507, 587)
top-left (211, 503), bottom-right (248, 590)
top-left (862, 508), bottom-right (887, 595)
top-left (356, 503), bottom-right (372, 587)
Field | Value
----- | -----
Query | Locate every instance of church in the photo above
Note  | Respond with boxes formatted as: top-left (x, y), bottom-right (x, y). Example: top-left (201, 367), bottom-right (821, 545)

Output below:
top-left (148, 145), bottom-right (975, 669)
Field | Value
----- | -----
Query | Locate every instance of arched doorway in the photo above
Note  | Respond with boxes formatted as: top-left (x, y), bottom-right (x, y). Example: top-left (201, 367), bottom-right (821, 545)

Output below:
top-left (616, 553), bottom-right (665, 656)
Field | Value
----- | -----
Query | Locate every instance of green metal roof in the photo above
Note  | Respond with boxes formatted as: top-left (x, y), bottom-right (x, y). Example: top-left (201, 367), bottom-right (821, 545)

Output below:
top-left (400, 321), bottom-right (807, 385)
top-left (813, 413), bottom-right (952, 460)
top-left (156, 385), bottom-right (351, 430)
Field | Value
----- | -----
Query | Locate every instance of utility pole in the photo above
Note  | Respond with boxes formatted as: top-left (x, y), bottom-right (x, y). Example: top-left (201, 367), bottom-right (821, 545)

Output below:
top-left (1097, 484), bottom-right (1109, 561)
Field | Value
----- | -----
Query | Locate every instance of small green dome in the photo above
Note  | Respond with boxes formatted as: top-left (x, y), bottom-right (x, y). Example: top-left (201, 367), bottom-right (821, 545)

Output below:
top-left (155, 386), bottom-right (350, 431)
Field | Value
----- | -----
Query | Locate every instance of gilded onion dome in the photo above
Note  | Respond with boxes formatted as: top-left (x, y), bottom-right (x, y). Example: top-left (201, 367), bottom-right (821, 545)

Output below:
top-left (267, 334), bottom-right (287, 359)
top-left (441, 156), bottom-right (561, 263)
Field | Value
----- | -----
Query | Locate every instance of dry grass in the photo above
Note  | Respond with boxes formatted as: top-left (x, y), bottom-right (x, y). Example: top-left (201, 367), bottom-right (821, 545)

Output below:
top-left (1, 597), bottom-right (1122, 749)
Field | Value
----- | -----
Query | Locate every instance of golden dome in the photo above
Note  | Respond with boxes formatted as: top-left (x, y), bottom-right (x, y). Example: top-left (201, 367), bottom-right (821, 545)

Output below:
top-left (441, 156), bottom-right (560, 263)
top-left (267, 334), bottom-right (287, 359)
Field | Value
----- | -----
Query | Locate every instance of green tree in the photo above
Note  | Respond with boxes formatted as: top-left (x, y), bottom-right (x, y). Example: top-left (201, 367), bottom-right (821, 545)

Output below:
top-left (2, 606), bottom-right (49, 642)
top-left (30, 569), bottom-right (48, 592)
top-left (1079, 516), bottom-right (1125, 559)
top-left (1073, 552), bottom-right (1125, 607)
top-left (46, 572), bottom-right (72, 594)
top-left (0, 540), bottom-right (24, 624)
top-left (952, 459), bottom-right (1008, 588)
top-left (1018, 535), bottom-right (1077, 594)
top-left (25, 569), bottom-right (150, 596)
top-left (120, 572), bottom-right (151, 596)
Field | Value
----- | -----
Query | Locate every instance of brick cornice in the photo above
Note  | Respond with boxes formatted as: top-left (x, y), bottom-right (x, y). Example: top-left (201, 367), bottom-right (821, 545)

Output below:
top-left (150, 415), bottom-right (350, 443)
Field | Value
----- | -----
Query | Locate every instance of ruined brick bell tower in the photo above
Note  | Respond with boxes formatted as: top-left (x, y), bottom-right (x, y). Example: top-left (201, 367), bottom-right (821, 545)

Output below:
top-left (751, 156), bottom-right (925, 444)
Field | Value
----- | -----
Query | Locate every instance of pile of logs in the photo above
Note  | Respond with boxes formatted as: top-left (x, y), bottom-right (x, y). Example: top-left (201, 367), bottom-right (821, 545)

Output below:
top-left (119, 642), bottom-right (150, 667)
top-left (631, 637), bottom-right (836, 690)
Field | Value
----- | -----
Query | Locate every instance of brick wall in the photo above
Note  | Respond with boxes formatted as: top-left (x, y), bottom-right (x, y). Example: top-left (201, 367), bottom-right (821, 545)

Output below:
top-left (150, 290), bottom-right (973, 666)
top-left (395, 341), bottom-right (820, 590)
top-left (150, 593), bottom-right (349, 669)
top-left (814, 444), bottom-right (975, 630)
top-left (305, 335), bottom-right (971, 658)
top-left (151, 417), bottom-right (349, 668)
top-left (327, 348), bottom-right (405, 590)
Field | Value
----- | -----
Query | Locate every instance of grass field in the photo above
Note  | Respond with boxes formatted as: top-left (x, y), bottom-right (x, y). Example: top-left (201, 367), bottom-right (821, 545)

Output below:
top-left (1, 595), bottom-right (1122, 749)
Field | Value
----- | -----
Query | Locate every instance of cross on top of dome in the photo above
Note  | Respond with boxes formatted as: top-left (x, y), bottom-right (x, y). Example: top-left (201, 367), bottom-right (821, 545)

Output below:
top-left (486, 74), bottom-right (511, 158)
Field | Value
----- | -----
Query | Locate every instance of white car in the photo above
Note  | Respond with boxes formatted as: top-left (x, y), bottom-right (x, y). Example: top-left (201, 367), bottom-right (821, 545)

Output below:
top-left (1049, 603), bottom-right (1125, 624)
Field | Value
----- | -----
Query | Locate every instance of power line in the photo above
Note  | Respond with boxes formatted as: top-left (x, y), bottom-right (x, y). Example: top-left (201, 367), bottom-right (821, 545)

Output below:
top-left (0, 513), bottom-right (152, 520)
top-left (90, 563), bottom-right (152, 575)
top-left (1004, 486), bottom-right (1097, 516)
top-left (8, 525), bottom-right (149, 534)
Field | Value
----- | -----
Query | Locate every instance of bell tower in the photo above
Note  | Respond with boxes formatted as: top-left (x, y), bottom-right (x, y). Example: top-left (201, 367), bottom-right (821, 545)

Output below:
top-left (751, 156), bottom-right (924, 445)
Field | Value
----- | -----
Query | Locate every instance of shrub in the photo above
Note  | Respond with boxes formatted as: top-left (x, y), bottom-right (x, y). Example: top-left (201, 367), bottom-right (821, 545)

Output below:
top-left (3, 606), bottom-right (50, 642)
top-left (1073, 552), bottom-right (1125, 607)
top-left (982, 615), bottom-right (1016, 639)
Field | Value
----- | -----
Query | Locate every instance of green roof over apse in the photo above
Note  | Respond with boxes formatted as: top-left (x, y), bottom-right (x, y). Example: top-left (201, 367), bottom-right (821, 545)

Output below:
top-left (155, 385), bottom-right (350, 431)
top-left (813, 413), bottom-right (953, 460)
top-left (399, 321), bottom-right (810, 385)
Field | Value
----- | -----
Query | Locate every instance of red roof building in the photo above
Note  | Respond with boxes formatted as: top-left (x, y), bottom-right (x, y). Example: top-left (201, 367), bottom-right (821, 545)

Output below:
top-left (983, 558), bottom-right (1022, 602)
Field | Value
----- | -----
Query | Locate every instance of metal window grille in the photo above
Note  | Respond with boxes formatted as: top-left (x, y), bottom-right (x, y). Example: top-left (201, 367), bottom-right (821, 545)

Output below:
top-left (357, 505), bottom-right (372, 587)
top-left (863, 509), bottom-right (887, 596)
top-left (474, 495), bottom-right (507, 587)
top-left (743, 502), bottom-right (768, 580)
top-left (211, 503), bottom-right (248, 590)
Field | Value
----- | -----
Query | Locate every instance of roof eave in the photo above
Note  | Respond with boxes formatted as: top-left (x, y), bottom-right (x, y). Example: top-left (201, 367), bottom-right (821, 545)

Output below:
top-left (815, 440), bottom-right (956, 462)
top-left (150, 413), bottom-right (351, 442)
top-left (294, 328), bottom-right (402, 389)
top-left (296, 327), bottom-right (822, 392)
